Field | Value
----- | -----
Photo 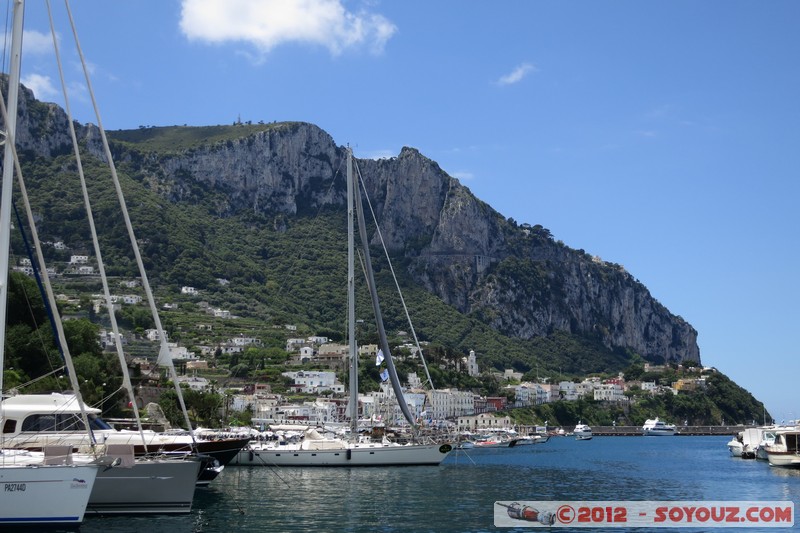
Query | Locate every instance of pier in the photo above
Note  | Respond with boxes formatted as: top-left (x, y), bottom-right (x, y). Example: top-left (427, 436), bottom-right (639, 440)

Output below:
top-left (513, 424), bottom-right (750, 437)
top-left (590, 425), bottom-right (746, 436)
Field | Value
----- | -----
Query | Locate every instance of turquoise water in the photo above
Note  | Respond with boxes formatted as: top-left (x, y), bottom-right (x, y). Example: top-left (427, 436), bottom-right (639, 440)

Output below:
top-left (37, 436), bottom-right (800, 532)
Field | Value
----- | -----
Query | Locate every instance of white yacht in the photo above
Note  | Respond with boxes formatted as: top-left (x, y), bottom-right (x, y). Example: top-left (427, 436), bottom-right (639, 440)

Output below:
top-left (641, 418), bottom-right (677, 436)
top-left (573, 422), bottom-right (593, 440)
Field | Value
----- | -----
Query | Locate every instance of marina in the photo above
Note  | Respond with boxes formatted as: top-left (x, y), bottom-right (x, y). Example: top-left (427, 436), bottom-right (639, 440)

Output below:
top-left (1, 2), bottom-right (796, 531)
top-left (55, 435), bottom-right (800, 532)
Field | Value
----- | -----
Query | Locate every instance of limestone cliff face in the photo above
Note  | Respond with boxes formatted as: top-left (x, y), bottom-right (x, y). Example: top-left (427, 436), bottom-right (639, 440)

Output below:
top-left (1, 81), bottom-right (78, 157)
top-left (11, 83), bottom-right (699, 364)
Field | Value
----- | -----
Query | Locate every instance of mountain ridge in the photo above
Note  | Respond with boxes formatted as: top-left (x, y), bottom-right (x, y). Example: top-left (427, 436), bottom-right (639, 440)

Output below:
top-left (8, 79), bottom-right (700, 373)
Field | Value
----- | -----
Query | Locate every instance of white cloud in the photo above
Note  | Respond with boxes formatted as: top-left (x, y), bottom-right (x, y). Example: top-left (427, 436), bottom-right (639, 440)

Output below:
top-left (451, 171), bottom-right (474, 182)
top-left (361, 148), bottom-right (396, 160)
top-left (179, 0), bottom-right (397, 57)
top-left (496, 62), bottom-right (537, 86)
top-left (21, 73), bottom-right (59, 101)
top-left (22, 30), bottom-right (56, 56)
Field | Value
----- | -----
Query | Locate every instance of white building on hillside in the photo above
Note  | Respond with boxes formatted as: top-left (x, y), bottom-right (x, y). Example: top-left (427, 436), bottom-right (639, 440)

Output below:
top-left (559, 381), bottom-right (579, 401)
top-left (593, 383), bottom-right (626, 402)
top-left (176, 375), bottom-right (210, 391)
top-left (230, 336), bottom-right (262, 347)
top-left (457, 412), bottom-right (513, 432)
top-left (363, 384), bottom-right (428, 425)
top-left (145, 329), bottom-right (167, 342)
top-left (425, 388), bottom-right (475, 420)
top-left (168, 342), bottom-right (198, 360)
top-left (282, 371), bottom-right (344, 395)
top-left (463, 350), bottom-right (479, 377)
top-left (577, 378), bottom-right (600, 398)
top-left (510, 383), bottom-right (535, 407)
top-left (286, 338), bottom-right (307, 352)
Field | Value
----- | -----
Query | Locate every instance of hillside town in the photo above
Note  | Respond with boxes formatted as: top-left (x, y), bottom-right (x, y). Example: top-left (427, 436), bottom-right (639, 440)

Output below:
top-left (114, 325), bottom-right (716, 433)
top-left (11, 251), bottom-right (720, 434)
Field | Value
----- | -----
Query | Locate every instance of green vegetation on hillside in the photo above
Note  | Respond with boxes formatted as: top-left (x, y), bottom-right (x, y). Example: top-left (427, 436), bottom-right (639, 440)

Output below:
top-left (15, 149), bottom-right (632, 378)
top-left (2, 127), bottom-right (768, 426)
top-left (108, 123), bottom-right (294, 152)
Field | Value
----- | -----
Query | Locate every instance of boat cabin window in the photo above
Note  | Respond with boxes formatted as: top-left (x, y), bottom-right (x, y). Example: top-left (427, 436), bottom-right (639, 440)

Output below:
top-left (786, 433), bottom-right (799, 451)
top-left (2, 419), bottom-right (16, 434)
top-left (21, 413), bottom-right (85, 432)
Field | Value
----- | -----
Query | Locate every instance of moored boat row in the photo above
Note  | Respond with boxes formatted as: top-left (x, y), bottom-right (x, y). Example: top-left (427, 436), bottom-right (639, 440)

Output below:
top-left (452, 428), bottom-right (550, 450)
top-left (0, 392), bottom-right (250, 517)
top-left (763, 429), bottom-right (800, 467)
top-left (724, 420), bottom-right (800, 469)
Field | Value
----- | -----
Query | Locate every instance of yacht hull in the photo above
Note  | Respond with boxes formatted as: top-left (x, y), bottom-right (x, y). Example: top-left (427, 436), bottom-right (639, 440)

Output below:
top-left (232, 442), bottom-right (452, 467)
top-left (0, 463), bottom-right (98, 525)
top-left (85, 459), bottom-right (201, 515)
top-left (766, 452), bottom-right (800, 467)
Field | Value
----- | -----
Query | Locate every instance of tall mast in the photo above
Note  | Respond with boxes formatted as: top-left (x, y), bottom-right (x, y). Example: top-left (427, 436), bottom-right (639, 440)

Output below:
top-left (0, 0), bottom-right (25, 394)
top-left (347, 148), bottom-right (358, 437)
top-left (49, 1), bottom-right (148, 448)
top-left (352, 155), bottom-right (417, 432)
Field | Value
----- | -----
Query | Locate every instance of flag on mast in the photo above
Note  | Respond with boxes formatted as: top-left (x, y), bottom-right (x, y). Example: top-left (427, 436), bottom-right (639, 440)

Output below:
top-left (375, 349), bottom-right (385, 366)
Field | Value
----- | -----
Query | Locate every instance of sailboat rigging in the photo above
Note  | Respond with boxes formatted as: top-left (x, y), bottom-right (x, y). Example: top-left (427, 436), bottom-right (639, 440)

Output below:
top-left (0, 0), bottom-right (250, 515)
top-left (0, 1), bottom-right (100, 524)
top-left (352, 149), bottom-right (418, 431)
top-left (232, 147), bottom-right (452, 466)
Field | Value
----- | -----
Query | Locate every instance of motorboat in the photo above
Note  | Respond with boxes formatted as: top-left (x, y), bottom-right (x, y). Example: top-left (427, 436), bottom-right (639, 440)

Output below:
top-left (756, 430), bottom-right (777, 460)
top-left (727, 434), bottom-right (744, 457)
top-left (573, 422), bottom-right (593, 440)
top-left (511, 434), bottom-right (550, 446)
top-left (727, 428), bottom-right (761, 458)
top-left (641, 418), bottom-right (677, 436)
top-left (764, 430), bottom-right (800, 467)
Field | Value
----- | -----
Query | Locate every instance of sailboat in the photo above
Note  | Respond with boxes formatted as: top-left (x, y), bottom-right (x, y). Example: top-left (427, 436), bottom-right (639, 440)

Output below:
top-left (0, 0), bottom-right (204, 515)
top-left (232, 148), bottom-right (452, 466)
top-left (0, 391), bottom-right (248, 482)
top-left (0, 0), bottom-right (100, 524)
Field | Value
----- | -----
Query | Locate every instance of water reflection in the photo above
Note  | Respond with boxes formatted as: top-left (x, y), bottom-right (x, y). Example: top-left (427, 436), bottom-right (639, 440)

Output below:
top-left (55, 436), bottom-right (800, 533)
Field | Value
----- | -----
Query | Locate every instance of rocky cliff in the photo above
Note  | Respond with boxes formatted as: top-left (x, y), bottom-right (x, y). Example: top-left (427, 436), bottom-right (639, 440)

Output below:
top-left (9, 80), bottom-right (700, 366)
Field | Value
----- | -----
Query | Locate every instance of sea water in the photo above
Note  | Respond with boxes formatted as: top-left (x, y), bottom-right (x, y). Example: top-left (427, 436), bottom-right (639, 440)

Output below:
top-left (40, 436), bottom-right (800, 532)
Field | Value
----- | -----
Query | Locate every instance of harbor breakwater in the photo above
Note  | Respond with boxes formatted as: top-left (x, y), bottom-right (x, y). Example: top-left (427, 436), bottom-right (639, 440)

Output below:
top-left (510, 425), bottom-right (750, 436)
top-left (589, 425), bottom-right (745, 436)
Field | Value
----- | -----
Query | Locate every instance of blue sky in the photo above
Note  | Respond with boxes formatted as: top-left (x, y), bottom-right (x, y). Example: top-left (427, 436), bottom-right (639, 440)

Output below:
top-left (13, 1), bottom-right (800, 422)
